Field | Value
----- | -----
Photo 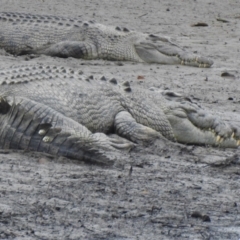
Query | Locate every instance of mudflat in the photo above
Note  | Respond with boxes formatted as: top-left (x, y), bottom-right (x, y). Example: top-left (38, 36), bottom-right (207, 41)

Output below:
top-left (0, 0), bottom-right (240, 239)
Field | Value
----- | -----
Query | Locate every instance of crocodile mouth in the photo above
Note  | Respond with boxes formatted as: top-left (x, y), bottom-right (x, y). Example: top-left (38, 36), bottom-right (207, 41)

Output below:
top-left (173, 128), bottom-right (240, 148)
top-left (180, 56), bottom-right (214, 68)
top-left (204, 128), bottom-right (240, 148)
top-left (166, 112), bottom-right (240, 148)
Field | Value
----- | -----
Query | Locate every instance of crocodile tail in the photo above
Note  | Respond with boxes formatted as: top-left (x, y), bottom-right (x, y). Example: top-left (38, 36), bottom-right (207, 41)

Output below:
top-left (0, 97), bottom-right (116, 165)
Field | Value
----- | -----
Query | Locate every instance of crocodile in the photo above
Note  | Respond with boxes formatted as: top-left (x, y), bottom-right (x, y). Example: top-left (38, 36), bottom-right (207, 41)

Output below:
top-left (0, 12), bottom-right (213, 67)
top-left (0, 64), bottom-right (238, 164)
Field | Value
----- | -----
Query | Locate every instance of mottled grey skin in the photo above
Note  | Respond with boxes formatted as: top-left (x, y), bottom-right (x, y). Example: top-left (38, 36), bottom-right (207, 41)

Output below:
top-left (0, 12), bottom-right (213, 67)
top-left (0, 65), bottom-right (238, 164)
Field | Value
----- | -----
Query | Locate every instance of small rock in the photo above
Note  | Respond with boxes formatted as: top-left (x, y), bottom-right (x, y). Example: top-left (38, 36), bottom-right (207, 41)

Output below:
top-left (38, 157), bottom-right (49, 164)
top-left (221, 72), bottom-right (235, 79)
top-left (191, 211), bottom-right (202, 219)
top-left (202, 215), bottom-right (211, 222)
top-left (191, 22), bottom-right (208, 27)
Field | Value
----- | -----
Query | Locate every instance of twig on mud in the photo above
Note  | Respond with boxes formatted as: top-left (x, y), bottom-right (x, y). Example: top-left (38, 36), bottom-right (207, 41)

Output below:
top-left (138, 13), bottom-right (148, 18)
top-left (128, 165), bottom-right (133, 176)
top-left (80, 224), bottom-right (95, 232)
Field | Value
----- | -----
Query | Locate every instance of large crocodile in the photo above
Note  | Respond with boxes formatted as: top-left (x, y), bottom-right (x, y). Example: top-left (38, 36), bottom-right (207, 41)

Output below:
top-left (0, 12), bottom-right (213, 67)
top-left (0, 64), bottom-right (238, 164)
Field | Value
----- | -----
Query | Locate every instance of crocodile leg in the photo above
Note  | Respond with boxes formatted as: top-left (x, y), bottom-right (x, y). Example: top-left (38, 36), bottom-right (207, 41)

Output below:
top-left (114, 111), bottom-right (163, 143)
top-left (41, 41), bottom-right (98, 59)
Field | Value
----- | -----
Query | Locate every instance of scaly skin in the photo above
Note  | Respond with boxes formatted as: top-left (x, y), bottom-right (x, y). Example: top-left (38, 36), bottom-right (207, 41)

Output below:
top-left (0, 65), bottom-right (238, 164)
top-left (0, 12), bottom-right (213, 67)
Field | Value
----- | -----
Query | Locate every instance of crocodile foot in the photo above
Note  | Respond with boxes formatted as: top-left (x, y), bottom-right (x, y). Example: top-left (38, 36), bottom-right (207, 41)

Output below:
top-left (92, 133), bottom-right (135, 151)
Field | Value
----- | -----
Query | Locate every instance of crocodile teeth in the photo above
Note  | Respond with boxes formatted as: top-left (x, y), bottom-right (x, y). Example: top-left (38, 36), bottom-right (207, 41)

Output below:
top-left (231, 132), bottom-right (235, 138)
top-left (181, 60), bottom-right (185, 65)
top-left (237, 140), bottom-right (240, 146)
top-left (216, 135), bottom-right (223, 143)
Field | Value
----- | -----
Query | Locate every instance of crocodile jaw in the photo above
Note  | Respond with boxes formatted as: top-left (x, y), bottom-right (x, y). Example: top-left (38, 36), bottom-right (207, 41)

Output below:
top-left (167, 114), bottom-right (239, 148)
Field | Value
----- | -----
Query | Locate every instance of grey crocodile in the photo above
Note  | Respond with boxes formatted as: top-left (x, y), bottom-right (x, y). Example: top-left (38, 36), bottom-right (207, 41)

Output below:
top-left (0, 12), bottom-right (213, 67)
top-left (0, 64), bottom-right (238, 164)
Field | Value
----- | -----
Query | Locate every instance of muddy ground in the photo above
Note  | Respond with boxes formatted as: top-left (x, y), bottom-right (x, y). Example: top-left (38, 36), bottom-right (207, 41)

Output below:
top-left (0, 0), bottom-right (240, 239)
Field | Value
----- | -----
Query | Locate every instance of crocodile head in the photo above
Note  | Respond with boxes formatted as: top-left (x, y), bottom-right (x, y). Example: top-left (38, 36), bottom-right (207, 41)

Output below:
top-left (167, 104), bottom-right (239, 148)
top-left (135, 34), bottom-right (213, 67)
top-left (159, 90), bottom-right (240, 148)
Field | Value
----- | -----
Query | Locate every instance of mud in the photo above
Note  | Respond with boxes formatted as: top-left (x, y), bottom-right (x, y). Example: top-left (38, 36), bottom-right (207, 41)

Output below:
top-left (0, 0), bottom-right (240, 239)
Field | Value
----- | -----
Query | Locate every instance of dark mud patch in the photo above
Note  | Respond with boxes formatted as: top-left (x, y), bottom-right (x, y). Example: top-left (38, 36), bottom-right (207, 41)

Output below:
top-left (1, 144), bottom-right (240, 239)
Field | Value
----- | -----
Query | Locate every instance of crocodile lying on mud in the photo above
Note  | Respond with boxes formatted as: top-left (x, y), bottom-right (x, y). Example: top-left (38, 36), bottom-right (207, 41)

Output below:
top-left (0, 12), bottom-right (213, 67)
top-left (0, 64), bottom-right (238, 164)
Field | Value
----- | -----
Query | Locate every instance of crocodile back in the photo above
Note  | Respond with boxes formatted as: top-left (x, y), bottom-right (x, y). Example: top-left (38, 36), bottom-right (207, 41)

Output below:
top-left (0, 65), bottom-right (125, 134)
top-left (0, 12), bottom-right (84, 54)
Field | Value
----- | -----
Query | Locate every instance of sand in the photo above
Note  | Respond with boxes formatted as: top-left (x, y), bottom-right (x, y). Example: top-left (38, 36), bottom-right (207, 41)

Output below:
top-left (0, 0), bottom-right (240, 239)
